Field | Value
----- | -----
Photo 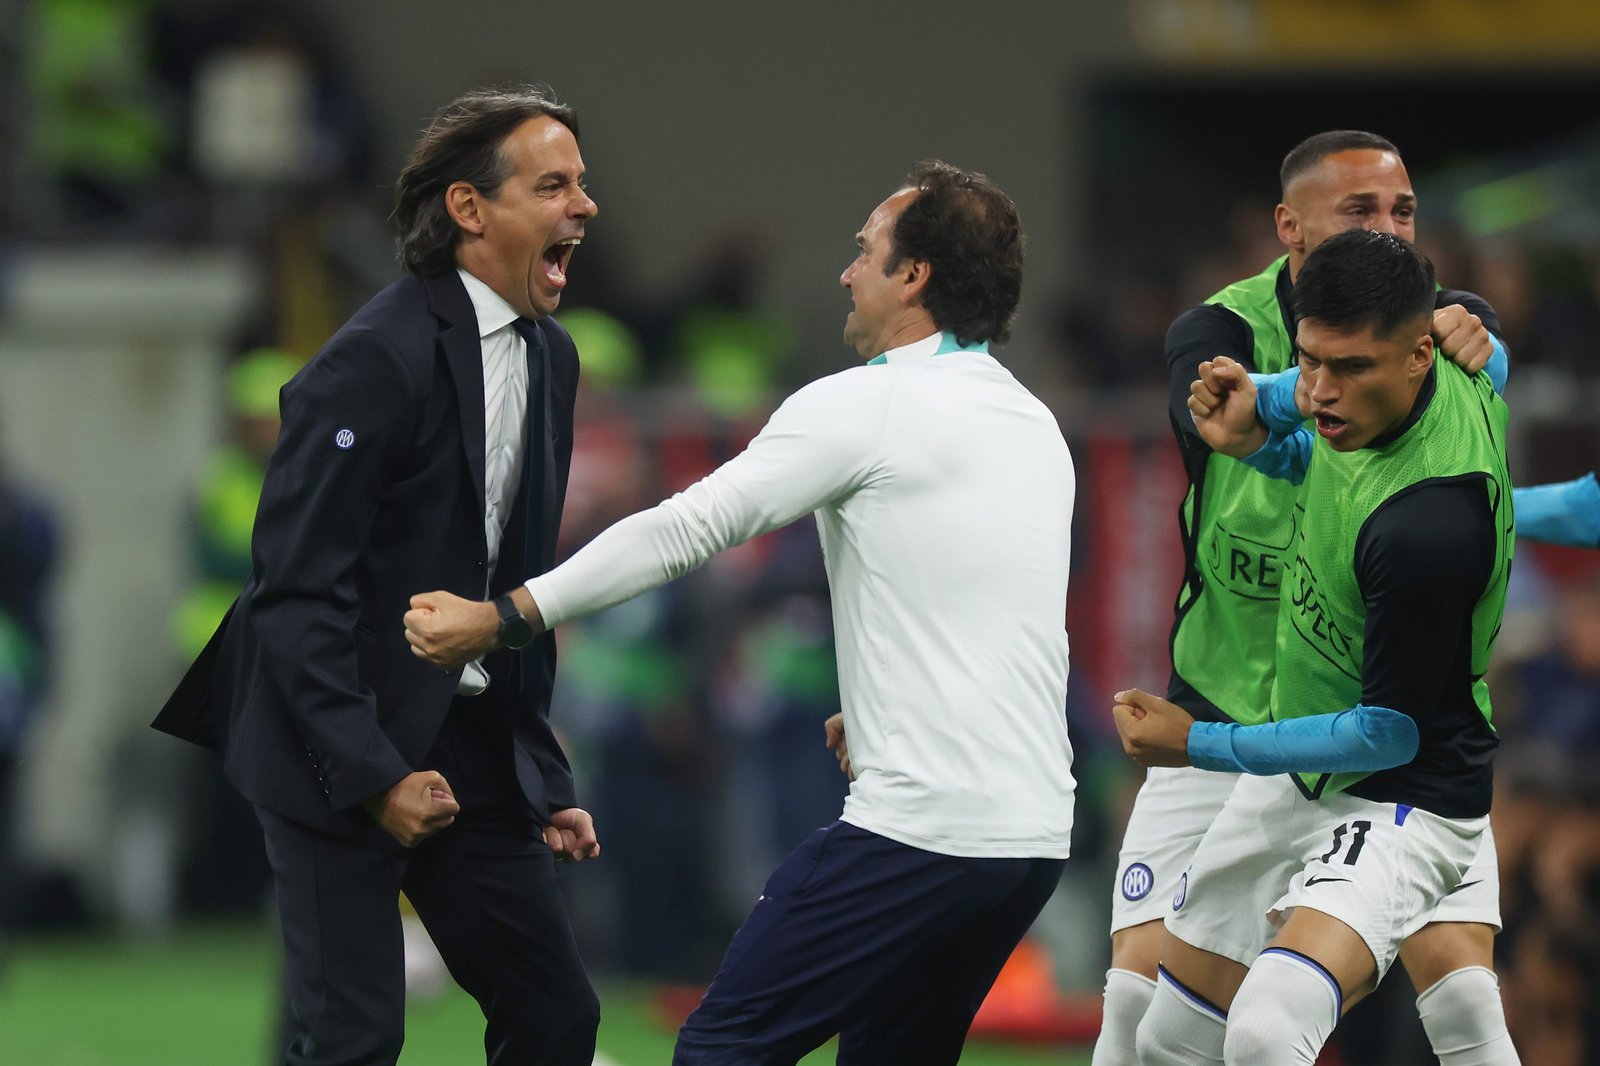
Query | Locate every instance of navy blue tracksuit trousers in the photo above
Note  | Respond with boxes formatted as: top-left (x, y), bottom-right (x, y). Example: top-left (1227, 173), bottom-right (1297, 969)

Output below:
top-left (674, 820), bottom-right (1065, 1065)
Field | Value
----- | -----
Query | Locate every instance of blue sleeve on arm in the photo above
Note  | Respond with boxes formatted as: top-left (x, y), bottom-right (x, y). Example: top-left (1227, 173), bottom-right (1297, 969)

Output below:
top-left (1238, 428), bottom-right (1311, 485)
top-left (1514, 474), bottom-right (1600, 548)
top-left (1484, 334), bottom-right (1508, 394)
top-left (1251, 370), bottom-right (1305, 434)
top-left (1187, 705), bottom-right (1420, 775)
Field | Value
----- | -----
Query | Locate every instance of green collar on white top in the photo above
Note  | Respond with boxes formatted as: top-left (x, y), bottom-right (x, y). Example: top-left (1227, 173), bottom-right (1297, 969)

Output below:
top-left (868, 331), bottom-right (990, 365)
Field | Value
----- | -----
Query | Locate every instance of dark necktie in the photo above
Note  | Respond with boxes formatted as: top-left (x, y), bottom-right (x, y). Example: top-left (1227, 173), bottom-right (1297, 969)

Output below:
top-left (504, 318), bottom-right (549, 585)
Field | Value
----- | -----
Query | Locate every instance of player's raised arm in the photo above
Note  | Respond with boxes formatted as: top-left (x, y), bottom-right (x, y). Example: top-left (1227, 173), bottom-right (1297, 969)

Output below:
top-left (1188, 356), bottom-right (1267, 457)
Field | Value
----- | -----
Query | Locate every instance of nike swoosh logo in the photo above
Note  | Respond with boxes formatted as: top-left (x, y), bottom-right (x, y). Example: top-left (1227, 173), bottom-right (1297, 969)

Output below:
top-left (1447, 880), bottom-right (1482, 895)
top-left (1304, 875), bottom-right (1351, 887)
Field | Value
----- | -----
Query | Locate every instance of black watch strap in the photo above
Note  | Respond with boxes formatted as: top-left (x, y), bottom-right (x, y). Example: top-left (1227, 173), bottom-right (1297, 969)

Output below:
top-left (494, 593), bottom-right (534, 650)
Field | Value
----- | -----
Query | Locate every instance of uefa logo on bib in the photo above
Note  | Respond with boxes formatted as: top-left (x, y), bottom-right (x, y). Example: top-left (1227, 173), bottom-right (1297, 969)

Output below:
top-left (1121, 862), bottom-right (1153, 902)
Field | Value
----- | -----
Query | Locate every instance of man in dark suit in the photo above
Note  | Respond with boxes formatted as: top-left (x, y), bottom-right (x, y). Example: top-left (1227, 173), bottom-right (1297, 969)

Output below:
top-left (154, 86), bottom-right (601, 1066)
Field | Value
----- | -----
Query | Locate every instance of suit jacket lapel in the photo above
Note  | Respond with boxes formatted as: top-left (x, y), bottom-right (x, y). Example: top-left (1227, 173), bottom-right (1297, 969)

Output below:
top-left (425, 274), bottom-right (488, 557)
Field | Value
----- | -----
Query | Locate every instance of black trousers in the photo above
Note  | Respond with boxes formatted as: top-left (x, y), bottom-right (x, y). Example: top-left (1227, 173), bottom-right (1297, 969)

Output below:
top-left (256, 701), bottom-right (598, 1066)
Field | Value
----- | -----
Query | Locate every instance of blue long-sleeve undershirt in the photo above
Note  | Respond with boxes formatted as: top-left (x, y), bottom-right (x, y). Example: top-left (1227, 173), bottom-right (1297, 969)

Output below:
top-left (1237, 424), bottom-right (1312, 485)
top-left (1514, 473), bottom-right (1600, 548)
top-left (1187, 704), bottom-right (1420, 775)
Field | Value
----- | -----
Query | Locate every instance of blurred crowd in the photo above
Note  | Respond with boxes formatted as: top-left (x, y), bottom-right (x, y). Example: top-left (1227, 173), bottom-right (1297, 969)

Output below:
top-left (1483, 553), bottom-right (1600, 1064)
top-left (5, 2), bottom-right (1600, 1062)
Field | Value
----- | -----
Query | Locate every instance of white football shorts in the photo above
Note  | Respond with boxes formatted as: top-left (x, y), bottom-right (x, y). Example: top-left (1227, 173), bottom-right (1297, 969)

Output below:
top-left (1110, 765), bottom-right (1241, 933)
top-left (1166, 773), bottom-right (1485, 979)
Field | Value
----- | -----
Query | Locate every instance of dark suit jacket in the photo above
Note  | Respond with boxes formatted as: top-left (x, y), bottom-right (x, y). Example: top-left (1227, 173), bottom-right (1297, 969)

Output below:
top-left (154, 272), bottom-right (579, 835)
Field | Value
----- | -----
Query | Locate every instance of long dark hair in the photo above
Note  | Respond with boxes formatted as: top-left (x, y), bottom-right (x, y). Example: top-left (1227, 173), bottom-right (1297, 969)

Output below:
top-left (392, 86), bottom-right (579, 276)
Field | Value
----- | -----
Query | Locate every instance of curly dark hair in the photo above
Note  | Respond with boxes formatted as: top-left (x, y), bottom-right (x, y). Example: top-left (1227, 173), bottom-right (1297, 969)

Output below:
top-left (392, 86), bottom-right (579, 277)
top-left (884, 161), bottom-right (1024, 347)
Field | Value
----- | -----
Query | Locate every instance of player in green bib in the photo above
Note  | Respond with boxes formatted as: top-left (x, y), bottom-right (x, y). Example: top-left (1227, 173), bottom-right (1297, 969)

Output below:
top-left (1116, 231), bottom-right (1515, 1064)
top-left (1270, 350), bottom-right (1510, 813)
top-left (1094, 130), bottom-right (1516, 1066)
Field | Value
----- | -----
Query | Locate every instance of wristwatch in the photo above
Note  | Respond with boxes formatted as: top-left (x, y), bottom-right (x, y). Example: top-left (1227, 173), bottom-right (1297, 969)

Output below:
top-left (494, 593), bottom-right (534, 650)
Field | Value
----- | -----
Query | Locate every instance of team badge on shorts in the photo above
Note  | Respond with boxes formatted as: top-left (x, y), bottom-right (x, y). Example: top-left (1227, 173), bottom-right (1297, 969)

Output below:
top-left (1121, 862), bottom-right (1154, 901)
top-left (1173, 870), bottom-right (1189, 911)
top-left (334, 428), bottom-right (356, 450)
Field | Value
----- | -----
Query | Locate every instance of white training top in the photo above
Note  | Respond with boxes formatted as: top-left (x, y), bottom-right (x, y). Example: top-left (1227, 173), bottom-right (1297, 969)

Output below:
top-left (527, 331), bottom-right (1077, 858)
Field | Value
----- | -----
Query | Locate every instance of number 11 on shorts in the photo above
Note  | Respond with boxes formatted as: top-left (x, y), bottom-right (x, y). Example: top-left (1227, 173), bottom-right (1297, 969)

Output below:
top-left (1320, 819), bottom-right (1372, 866)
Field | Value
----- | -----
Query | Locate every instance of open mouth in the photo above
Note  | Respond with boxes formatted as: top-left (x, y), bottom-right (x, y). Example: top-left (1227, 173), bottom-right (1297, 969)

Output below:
top-left (1313, 411), bottom-right (1348, 437)
top-left (541, 237), bottom-right (581, 288)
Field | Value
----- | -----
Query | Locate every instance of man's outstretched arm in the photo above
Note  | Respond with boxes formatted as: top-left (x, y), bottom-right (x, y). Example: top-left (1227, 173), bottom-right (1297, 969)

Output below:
top-left (405, 371), bottom-right (887, 665)
top-left (1515, 473), bottom-right (1600, 548)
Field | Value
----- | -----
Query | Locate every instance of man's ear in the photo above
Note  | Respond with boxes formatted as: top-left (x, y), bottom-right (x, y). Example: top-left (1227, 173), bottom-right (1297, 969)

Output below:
top-left (1410, 332), bottom-right (1435, 378)
top-left (445, 182), bottom-right (486, 236)
top-left (899, 259), bottom-right (931, 305)
top-left (1274, 203), bottom-right (1302, 254)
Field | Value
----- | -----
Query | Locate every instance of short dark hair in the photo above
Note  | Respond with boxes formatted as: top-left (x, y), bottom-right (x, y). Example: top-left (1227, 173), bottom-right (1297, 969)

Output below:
top-left (1292, 230), bottom-right (1435, 339)
top-left (393, 86), bottom-right (579, 276)
top-left (1280, 130), bottom-right (1400, 197)
top-left (885, 161), bottom-right (1024, 347)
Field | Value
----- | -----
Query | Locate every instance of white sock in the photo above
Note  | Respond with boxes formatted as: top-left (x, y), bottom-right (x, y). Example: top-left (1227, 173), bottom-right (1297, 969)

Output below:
top-left (1090, 968), bottom-right (1157, 1066)
top-left (1416, 966), bottom-right (1522, 1065)
top-left (1135, 965), bottom-right (1226, 1066)
top-left (1224, 948), bottom-right (1340, 1065)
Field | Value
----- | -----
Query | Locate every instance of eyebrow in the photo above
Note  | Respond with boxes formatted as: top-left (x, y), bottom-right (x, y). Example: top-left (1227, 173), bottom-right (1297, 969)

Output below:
top-left (537, 169), bottom-right (586, 185)
top-left (1337, 191), bottom-right (1417, 206)
top-left (1296, 344), bottom-right (1375, 366)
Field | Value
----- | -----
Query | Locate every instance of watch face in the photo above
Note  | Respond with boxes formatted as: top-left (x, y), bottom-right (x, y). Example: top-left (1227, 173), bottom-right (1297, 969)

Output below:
top-left (501, 617), bottom-right (534, 649)
top-left (497, 596), bottom-right (534, 649)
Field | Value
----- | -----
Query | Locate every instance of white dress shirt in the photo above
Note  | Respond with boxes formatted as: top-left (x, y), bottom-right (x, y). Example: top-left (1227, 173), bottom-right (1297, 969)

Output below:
top-left (525, 332), bottom-right (1077, 857)
top-left (457, 269), bottom-right (529, 695)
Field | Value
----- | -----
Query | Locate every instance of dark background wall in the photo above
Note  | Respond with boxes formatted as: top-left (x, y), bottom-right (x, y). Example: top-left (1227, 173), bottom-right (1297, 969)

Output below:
top-left (235, 0), bottom-right (1135, 368)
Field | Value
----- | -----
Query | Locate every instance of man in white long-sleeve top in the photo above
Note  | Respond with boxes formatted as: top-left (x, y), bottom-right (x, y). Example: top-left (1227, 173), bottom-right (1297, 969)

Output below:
top-left (404, 161), bottom-right (1077, 1065)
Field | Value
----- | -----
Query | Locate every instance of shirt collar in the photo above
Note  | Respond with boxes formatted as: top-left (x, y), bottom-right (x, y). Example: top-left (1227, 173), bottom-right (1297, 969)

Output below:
top-left (456, 268), bottom-right (521, 338)
top-left (867, 331), bottom-right (989, 366)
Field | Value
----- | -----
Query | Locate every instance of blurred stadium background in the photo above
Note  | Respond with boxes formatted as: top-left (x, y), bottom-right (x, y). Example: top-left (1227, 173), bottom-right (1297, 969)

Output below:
top-left (2, 0), bottom-right (1600, 1062)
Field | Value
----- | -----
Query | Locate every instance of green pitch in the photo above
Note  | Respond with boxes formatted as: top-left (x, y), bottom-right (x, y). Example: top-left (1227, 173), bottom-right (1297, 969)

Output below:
top-left (0, 922), bottom-right (1091, 1065)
